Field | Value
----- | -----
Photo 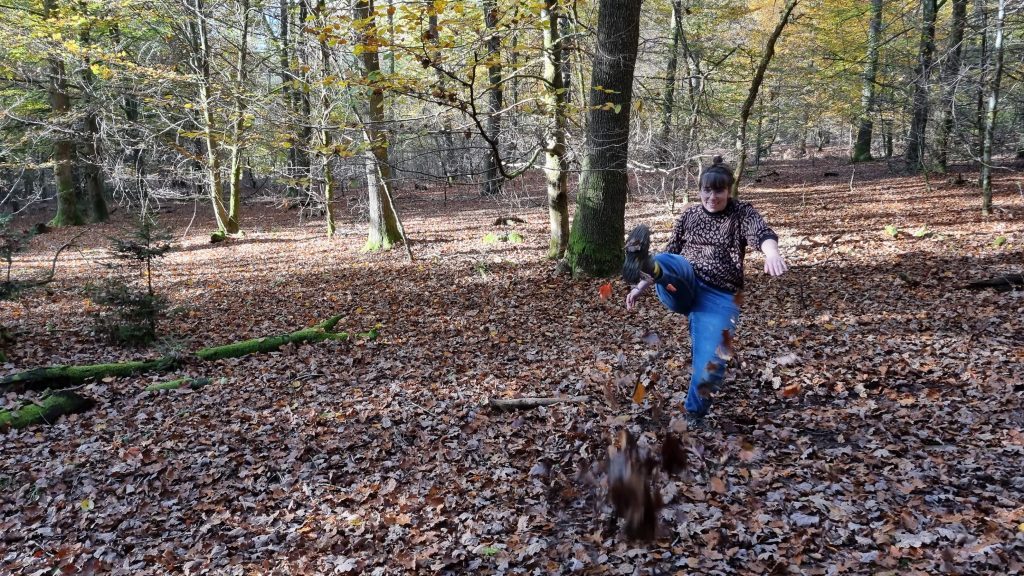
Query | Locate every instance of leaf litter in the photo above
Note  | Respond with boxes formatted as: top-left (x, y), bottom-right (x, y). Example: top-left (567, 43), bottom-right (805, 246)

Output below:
top-left (1, 158), bottom-right (1023, 574)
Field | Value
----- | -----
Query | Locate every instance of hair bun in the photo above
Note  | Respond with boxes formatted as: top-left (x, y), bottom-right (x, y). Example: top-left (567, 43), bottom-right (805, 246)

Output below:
top-left (712, 155), bottom-right (724, 165)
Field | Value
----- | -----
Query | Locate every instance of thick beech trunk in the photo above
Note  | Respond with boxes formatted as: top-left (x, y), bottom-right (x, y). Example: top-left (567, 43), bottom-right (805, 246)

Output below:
top-left (565, 0), bottom-right (643, 277)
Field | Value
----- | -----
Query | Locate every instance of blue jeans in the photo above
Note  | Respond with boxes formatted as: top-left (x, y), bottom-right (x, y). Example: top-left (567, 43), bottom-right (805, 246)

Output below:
top-left (653, 253), bottom-right (740, 416)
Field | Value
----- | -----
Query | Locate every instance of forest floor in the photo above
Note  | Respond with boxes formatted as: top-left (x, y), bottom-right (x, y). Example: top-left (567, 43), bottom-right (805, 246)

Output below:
top-left (2, 155), bottom-right (1023, 575)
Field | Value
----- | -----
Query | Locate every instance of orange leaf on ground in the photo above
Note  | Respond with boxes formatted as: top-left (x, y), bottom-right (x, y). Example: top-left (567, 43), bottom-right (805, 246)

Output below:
top-left (631, 381), bottom-right (646, 404)
top-left (598, 282), bottom-right (612, 300)
top-left (782, 383), bottom-right (801, 398)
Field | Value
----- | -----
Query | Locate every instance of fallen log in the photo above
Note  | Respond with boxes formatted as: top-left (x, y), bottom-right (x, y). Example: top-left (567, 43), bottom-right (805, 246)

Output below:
top-left (485, 395), bottom-right (589, 411)
top-left (0, 392), bottom-right (94, 430)
top-left (195, 315), bottom-right (347, 361)
top-left (0, 356), bottom-right (178, 392)
top-left (961, 273), bottom-right (1024, 292)
top-left (144, 377), bottom-right (212, 392)
top-left (1, 315), bottom-right (352, 392)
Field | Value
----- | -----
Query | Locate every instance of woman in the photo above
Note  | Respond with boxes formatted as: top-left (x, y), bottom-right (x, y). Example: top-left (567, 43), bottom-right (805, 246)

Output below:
top-left (622, 156), bottom-right (787, 422)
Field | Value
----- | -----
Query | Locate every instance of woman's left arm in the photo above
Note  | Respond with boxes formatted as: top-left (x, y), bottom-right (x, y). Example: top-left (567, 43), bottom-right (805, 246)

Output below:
top-left (760, 238), bottom-right (788, 276)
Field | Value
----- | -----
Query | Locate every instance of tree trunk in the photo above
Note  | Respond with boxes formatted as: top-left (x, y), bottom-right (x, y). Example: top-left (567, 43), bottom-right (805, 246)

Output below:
top-left (565, 0), bottom-right (642, 277)
top-left (190, 0), bottom-right (232, 236)
top-left (354, 0), bottom-right (403, 251)
top-left (974, 0), bottom-right (989, 162)
top-left (480, 0), bottom-right (504, 196)
top-left (905, 0), bottom-right (938, 173)
top-left (852, 0), bottom-right (882, 162)
top-left (543, 0), bottom-right (569, 259)
top-left (295, 0), bottom-right (312, 199)
top-left (427, 2), bottom-right (458, 184)
top-left (44, 0), bottom-right (83, 228)
top-left (226, 0), bottom-right (251, 233)
top-left (732, 0), bottom-right (798, 198)
top-left (559, 14), bottom-right (573, 105)
top-left (278, 0), bottom-right (301, 198)
top-left (980, 0), bottom-right (1004, 215)
top-left (936, 0), bottom-right (968, 170)
top-left (316, 0), bottom-right (336, 237)
top-left (658, 0), bottom-right (684, 166)
top-left (78, 8), bottom-right (108, 222)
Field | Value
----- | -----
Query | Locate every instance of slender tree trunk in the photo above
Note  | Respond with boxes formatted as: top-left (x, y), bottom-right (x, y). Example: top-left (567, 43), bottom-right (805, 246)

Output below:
top-left (658, 0), bottom-right (683, 166)
top-left (565, 0), bottom-right (642, 277)
top-left (905, 0), bottom-right (938, 172)
top-left (295, 0), bottom-right (312, 197)
top-left (480, 0), bottom-right (504, 196)
top-left (980, 0), bottom-right (1005, 215)
top-left (427, 2), bottom-right (458, 183)
top-left (559, 13), bottom-right (573, 105)
top-left (542, 0), bottom-right (569, 259)
top-left (732, 0), bottom-right (798, 198)
top-left (44, 0), bottom-right (83, 228)
top-left (974, 0), bottom-right (989, 162)
top-left (190, 0), bottom-right (231, 235)
top-left (315, 0), bottom-right (335, 237)
top-left (279, 0), bottom-right (301, 197)
top-left (853, 0), bottom-right (882, 162)
top-left (354, 0), bottom-right (402, 250)
top-left (227, 0), bottom-right (251, 233)
top-left (936, 0), bottom-right (967, 171)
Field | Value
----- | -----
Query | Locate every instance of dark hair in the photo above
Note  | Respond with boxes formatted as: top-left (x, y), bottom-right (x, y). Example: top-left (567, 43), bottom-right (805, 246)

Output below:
top-left (699, 156), bottom-right (734, 191)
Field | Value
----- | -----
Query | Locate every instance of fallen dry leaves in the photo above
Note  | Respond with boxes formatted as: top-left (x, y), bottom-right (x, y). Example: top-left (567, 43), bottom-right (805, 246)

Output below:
top-left (1, 156), bottom-right (1023, 574)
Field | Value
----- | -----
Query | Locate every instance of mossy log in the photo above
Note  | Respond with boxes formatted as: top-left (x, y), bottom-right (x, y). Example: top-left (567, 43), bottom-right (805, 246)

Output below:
top-left (144, 377), bottom-right (212, 392)
top-left (0, 392), bottom-right (94, 430)
top-left (0, 356), bottom-right (179, 392)
top-left (1, 316), bottom-right (350, 392)
top-left (195, 315), bottom-right (346, 361)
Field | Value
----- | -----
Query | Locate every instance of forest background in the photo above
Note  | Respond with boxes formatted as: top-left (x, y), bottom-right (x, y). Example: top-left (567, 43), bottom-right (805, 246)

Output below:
top-left (1, 0), bottom-right (1023, 574)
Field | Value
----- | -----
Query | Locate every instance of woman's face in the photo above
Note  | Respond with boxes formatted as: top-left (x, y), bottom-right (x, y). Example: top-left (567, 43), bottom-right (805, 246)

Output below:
top-left (700, 185), bottom-right (729, 213)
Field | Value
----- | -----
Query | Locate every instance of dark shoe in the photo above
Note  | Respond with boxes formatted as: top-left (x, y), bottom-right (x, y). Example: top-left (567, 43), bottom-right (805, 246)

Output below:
top-left (684, 411), bottom-right (708, 430)
top-left (622, 224), bottom-right (654, 284)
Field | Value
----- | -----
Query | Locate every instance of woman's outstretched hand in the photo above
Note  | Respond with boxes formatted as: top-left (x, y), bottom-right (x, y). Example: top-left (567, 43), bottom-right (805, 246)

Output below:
top-left (625, 274), bottom-right (654, 310)
top-left (761, 239), bottom-right (788, 277)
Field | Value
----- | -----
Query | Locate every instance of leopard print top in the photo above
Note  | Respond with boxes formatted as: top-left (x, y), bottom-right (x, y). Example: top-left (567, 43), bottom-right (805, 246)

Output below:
top-left (663, 200), bottom-right (778, 293)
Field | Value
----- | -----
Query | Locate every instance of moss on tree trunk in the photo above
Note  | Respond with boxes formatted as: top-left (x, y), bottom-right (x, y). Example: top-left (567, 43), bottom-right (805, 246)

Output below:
top-left (564, 0), bottom-right (642, 277)
top-left (0, 391), bottom-right (94, 430)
